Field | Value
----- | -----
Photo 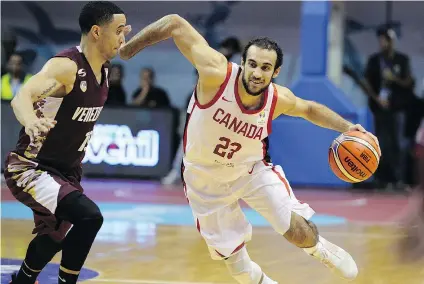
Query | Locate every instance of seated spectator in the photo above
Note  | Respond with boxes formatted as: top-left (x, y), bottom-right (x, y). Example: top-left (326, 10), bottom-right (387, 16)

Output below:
top-left (131, 67), bottom-right (170, 109)
top-left (1, 53), bottom-right (31, 101)
top-left (106, 63), bottom-right (127, 106)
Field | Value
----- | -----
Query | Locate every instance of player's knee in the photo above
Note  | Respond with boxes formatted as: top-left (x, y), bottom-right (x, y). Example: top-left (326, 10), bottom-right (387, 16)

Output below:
top-left (57, 191), bottom-right (103, 230)
top-left (70, 197), bottom-right (104, 232)
top-left (81, 206), bottom-right (103, 231)
top-left (284, 212), bottom-right (318, 248)
top-left (306, 220), bottom-right (319, 236)
top-left (224, 247), bottom-right (262, 284)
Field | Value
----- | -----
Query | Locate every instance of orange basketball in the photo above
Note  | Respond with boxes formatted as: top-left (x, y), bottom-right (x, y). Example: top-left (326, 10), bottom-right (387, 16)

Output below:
top-left (328, 131), bottom-right (380, 183)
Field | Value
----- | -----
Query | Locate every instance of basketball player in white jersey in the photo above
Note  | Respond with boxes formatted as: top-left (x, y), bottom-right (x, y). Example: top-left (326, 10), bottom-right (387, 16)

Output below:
top-left (119, 14), bottom-right (381, 283)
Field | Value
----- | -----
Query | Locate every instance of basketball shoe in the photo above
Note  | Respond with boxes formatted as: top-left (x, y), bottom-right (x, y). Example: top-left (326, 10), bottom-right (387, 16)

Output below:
top-left (304, 236), bottom-right (358, 281)
top-left (10, 272), bottom-right (39, 284)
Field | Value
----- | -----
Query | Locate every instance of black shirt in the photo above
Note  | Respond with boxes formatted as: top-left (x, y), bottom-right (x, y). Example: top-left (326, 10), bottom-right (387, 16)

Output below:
top-left (364, 51), bottom-right (412, 112)
top-left (106, 84), bottom-right (127, 106)
top-left (132, 86), bottom-right (170, 108)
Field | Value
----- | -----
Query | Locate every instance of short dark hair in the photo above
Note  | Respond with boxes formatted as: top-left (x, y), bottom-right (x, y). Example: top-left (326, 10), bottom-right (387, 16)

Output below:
top-left (79, 1), bottom-right (124, 34)
top-left (220, 37), bottom-right (241, 53)
top-left (242, 37), bottom-right (283, 70)
top-left (111, 63), bottom-right (124, 76)
top-left (376, 26), bottom-right (396, 42)
top-left (141, 67), bottom-right (155, 80)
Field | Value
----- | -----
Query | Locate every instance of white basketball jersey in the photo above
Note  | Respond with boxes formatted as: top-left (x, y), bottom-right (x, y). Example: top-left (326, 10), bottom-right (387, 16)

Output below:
top-left (183, 62), bottom-right (278, 182)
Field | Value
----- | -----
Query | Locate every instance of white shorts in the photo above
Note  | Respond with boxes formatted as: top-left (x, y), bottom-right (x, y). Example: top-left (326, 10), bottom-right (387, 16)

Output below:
top-left (182, 160), bottom-right (315, 260)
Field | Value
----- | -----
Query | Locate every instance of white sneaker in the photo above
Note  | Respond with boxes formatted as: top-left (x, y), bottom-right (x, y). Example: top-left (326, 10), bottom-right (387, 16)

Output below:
top-left (261, 273), bottom-right (278, 284)
top-left (305, 236), bottom-right (358, 281)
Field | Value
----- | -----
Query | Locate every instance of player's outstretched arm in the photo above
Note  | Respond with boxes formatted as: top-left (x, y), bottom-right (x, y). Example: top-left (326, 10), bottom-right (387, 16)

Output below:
top-left (273, 85), bottom-right (380, 148)
top-left (10, 57), bottom-right (77, 140)
top-left (119, 14), bottom-right (227, 86)
top-left (272, 85), bottom-right (352, 132)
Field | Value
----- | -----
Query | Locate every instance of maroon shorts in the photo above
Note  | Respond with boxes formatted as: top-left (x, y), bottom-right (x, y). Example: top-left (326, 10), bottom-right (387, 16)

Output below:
top-left (4, 152), bottom-right (83, 241)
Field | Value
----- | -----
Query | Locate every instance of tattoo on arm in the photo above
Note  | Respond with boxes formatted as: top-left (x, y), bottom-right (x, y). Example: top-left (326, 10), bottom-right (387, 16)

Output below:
top-left (36, 82), bottom-right (58, 100)
top-left (121, 15), bottom-right (175, 59)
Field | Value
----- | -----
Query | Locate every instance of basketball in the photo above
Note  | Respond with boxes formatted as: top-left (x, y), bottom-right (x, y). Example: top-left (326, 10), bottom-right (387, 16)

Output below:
top-left (328, 131), bottom-right (380, 183)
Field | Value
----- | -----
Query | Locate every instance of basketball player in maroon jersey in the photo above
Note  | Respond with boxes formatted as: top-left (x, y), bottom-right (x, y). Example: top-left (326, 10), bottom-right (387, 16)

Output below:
top-left (4, 2), bottom-right (130, 284)
top-left (120, 15), bottom-right (380, 283)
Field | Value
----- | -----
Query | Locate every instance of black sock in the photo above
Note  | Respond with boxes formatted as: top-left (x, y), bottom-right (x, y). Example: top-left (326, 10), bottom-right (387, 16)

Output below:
top-left (12, 261), bottom-right (41, 284)
top-left (13, 234), bottom-right (61, 284)
top-left (58, 266), bottom-right (79, 284)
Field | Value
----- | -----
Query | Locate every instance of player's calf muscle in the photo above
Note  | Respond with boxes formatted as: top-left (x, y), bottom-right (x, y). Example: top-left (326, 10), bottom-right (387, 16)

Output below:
top-left (283, 212), bottom-right (318, 248)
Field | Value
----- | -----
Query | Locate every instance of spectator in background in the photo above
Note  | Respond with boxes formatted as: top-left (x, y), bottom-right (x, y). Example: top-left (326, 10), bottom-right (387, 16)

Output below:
top-left (363, 26), bottom-right (414, 191)
top-left (218, 36), bottom-right (241, 61)
top-left (1, 53), bottom-right (32, 101)
top-left (161, 93), bottom-right (194, 186)
top-left (131, 67), bottom-right (170, 108)
top-left (1, 30), bottom-right (18, 76)
top-left (132, 67), bottom-right (179, 170)
top-left (105, 63), bottom-right (127, 106)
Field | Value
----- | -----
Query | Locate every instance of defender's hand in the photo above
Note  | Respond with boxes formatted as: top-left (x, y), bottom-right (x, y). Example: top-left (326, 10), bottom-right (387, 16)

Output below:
top-left (25, 118), bottom-right (57, 142)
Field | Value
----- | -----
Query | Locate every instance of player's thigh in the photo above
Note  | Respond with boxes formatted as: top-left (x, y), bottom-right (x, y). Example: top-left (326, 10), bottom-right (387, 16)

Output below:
top-left (5, 166), bottom-right (69, 215)
top-left (242, 164), bottom-right (315, 235)
top-left (4, 156), bottom-right (85, 240)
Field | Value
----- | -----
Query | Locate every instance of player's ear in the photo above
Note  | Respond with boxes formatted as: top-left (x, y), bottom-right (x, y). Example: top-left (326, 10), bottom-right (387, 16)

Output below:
top-left (240, 59), bottom-right (244, 69)
top-left (272, 66), bottom-right (281, 79)
top-left (90, 25), bottom-right (101, 40)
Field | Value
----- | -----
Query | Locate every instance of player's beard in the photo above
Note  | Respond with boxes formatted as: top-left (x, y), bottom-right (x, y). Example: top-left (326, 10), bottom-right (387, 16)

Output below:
top-left (241, 73), bottom-right (270, 97)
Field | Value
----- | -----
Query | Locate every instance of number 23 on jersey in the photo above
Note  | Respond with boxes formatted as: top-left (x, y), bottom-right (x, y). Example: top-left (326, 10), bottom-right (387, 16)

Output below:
top-left (213, 137), bottom-right (242, 159)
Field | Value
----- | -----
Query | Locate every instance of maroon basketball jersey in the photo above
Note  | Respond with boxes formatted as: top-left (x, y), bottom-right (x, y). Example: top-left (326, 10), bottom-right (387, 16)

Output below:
top-left (13, 46), bottom-right (109, 171)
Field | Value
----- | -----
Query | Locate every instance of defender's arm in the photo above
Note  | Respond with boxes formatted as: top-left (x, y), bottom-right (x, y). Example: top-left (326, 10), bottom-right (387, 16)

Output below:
top-left (11, 57), bottom-right (77, 127)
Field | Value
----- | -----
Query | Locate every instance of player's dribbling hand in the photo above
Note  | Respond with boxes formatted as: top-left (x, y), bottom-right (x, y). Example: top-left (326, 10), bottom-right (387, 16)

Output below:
top-left (25, 118), bottom-right (57, 142)
top-left (348, 124), bottom-right (381, 156)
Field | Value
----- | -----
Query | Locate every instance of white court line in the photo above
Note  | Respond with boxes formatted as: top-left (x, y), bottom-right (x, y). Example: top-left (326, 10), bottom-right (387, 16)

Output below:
top-left (88, 279), bottom-right (231, 284)
top-left (311, 198), bottom-right (368, 207)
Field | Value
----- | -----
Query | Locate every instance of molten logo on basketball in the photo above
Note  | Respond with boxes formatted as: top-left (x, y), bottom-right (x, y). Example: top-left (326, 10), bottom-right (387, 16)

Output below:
top-left (360, 152), bottom-right (370, 163)
top-left (344, 157), bottom-right (367, 178)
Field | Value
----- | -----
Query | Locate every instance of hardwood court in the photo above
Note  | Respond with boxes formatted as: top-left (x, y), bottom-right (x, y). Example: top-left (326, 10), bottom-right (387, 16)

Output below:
top-left (2, 180), bottom-right (424, 284)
